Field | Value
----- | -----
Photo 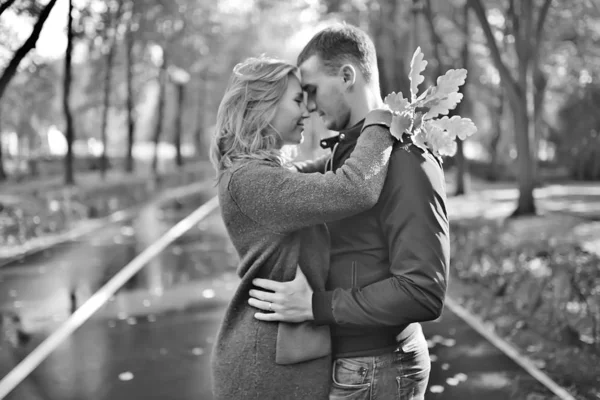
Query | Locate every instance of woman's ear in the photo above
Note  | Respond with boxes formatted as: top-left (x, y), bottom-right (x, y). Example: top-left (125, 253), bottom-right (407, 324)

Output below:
top-left (339, 64), bottom-right (356, 89)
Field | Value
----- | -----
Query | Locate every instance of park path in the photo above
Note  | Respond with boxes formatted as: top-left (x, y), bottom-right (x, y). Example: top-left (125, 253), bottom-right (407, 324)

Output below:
top-left (1, 188), bottom-right (583, 399)
top-left (6, 178), bottom-right (600, 399)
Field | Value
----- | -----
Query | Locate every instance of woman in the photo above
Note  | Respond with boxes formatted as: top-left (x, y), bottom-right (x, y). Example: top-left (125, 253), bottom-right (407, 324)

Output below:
top-left (209, 56), bottom-right (394, 400)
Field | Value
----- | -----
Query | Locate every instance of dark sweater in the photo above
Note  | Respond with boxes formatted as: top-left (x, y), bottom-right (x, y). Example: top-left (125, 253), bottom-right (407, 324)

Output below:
top-left (210, 126), bottom-right (394, 400)
top-left (307, 120), bottom-right (450, 358)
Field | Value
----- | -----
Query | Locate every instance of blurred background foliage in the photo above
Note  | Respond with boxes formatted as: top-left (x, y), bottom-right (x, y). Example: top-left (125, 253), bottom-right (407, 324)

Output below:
top-left (0, 0), bottom-right (599, 211)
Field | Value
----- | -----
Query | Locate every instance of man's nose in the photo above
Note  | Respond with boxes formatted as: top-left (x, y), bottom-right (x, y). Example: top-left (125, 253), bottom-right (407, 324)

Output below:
top-left (306, 97), bottom-right (317, 113)
top-left (300, 103), bottom-right (310, 119)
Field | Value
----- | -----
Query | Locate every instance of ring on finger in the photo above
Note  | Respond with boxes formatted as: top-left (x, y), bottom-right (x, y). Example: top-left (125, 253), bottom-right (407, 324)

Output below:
top-left (268, 302), bottom-right (273, 312)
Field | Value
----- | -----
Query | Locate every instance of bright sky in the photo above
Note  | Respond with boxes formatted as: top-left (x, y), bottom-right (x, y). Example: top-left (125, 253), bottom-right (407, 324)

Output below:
top-left (2, 0), bottom-right (323, 61)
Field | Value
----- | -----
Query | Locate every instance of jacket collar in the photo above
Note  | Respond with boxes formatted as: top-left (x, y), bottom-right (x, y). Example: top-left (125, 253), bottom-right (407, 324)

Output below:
top-left (319, 119), bottom-right (365, 150)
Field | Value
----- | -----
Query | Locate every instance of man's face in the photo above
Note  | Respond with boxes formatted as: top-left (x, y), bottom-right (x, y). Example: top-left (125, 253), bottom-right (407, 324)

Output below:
top-left (299, 55), bottom-right (352, 131)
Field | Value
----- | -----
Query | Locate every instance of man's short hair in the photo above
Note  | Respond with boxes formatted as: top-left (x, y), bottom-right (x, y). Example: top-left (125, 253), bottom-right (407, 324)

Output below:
top-left (297, 24), bottom-right (378, 83)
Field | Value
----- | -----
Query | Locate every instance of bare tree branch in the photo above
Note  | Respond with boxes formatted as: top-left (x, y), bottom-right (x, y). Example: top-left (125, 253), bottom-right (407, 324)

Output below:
top-left (468, 0), bottom-right (520, 101)
top-left (535, 0), bottom-right (553, 45)
top-left (583, 0), bottom-right (600, 17)
top-left (519, 0), bottom-right (534, 67)
top-left (530, 0), bottom-right (553, 102)
top-left (508, 0), bottom-right (517, 38)
top-left (423, 0), bottom-right (449, 75)
top-left (0, 0), bottom-right (17, 18)
top-left (0, 0), bottom-right (59, 101)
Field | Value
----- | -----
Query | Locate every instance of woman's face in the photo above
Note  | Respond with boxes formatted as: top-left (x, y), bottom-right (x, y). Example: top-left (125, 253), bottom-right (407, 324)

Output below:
top-left (269, 74), bottom-right (309, 147)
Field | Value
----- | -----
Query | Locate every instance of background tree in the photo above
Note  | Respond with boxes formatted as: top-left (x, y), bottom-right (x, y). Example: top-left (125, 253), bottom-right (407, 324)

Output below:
top-left (99, 0), bottom-right (124, 178)
top-left (63, 0), bottom-right (75, 185)
top-left (1, 0), bottom-right (598, 190)
top-left (468, 0), bottom-right (553, 216)
top-left (421, 0), bottom-right (472, 195)
top-left (124, 0), bottom-right (137, 173)
top-left (2, 61), bottom-right (59, 176)
top-left (0, 0), bottom-right (19, 17)
top-left (150, 45), bottom-right (167, 174)
top-left (0, 0), bottom-right (58, 180)
top-left (169, 66), bottom-right (190, 168)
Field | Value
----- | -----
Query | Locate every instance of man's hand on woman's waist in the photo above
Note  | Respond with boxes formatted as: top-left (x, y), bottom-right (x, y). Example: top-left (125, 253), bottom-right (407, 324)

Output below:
top-left (249, 265), bottom-right (314, 323)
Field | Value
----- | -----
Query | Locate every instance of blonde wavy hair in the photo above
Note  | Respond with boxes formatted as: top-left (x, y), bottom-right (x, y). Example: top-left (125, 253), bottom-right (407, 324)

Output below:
top-left (210, 56), bottom-right (299, 173)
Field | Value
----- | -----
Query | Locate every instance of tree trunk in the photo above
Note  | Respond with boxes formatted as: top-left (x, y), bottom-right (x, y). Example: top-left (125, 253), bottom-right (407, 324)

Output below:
top-left (100, 1), bottom-right (124, 178)
top-left (410, 0), bottom-right (421, 65)
top-left (422, 0), bottom-right (469, 195)
top-left (125, 10), bottom-right (136, 173)
top-left (151, 48), bottom-right (167, 175)
top-left (488, 90), bottom-right (504, 181)
top-left (454, 140), bottom-right (467, 194)
top-left (530, 0), bottom-right (552, 184)
top-left (0, 107), bottom-right (5, 180)
top-left (532, 68), bottom-right (547, 181)
top-left (63, 0), bottom-right (75, 185)
top-left (374, 0), bottom-right (409, 96)
top-left (174, 84), bottom-right (184, 167)
top-left (512, 1), bottom-right (537, 216)
top-left (193, 72), bottom-right (205, 158)
top-left (423, 0), bottom-right (445, 77)
top-left (0, 0), bottom-right (58, 101)
top-left (373, 11), bottom-right (394, 97)
top-left (509, 91), bottom-right (536, 216)
top-left (454, 3), bottom-right (471, 196)
top-left (469, 0), bottom-right (539, 216)
top-left (100, 44), bottom-right (115, 179)
top-left (99, 2), bottom-right (122, 179)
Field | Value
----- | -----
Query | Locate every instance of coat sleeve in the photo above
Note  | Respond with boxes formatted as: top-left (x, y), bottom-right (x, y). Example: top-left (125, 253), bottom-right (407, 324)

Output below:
top-left (227, 126), bottom-right (394, 234)
top-left (292, 154), bottom-right (330, 174)
top-left (312, 145), bottom-right (450, 327)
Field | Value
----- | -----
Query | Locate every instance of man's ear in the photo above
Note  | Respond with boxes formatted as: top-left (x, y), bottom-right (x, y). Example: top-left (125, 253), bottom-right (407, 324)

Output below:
top-left (339, 64), bottom-right (356, 89)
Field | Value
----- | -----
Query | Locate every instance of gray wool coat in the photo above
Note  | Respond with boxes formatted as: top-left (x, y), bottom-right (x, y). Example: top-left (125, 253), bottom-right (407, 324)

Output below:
top-left (210, 125), bottom-right (394, 400)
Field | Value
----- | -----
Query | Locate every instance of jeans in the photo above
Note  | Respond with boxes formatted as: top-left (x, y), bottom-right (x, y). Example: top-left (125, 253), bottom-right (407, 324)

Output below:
top-left (329, 325), bottom-right (430, 400)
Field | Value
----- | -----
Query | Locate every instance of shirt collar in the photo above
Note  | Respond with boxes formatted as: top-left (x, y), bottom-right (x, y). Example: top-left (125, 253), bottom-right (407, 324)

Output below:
top-left (319, 119), bottom-right (365, 150)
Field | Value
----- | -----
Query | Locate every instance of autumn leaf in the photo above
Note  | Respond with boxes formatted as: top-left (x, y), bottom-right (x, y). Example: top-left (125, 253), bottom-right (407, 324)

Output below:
top-left (390, 112), bottom-right (412, 141)
top-left (381, 51), bottom-right (477, 157)
top-left (409, 47), bottom-right (427, 101)
top-left (423, 122), bottom-right (458, 157)
top-left (412, 129), bottom-right (428, 152)
top-left (424, 93), bottom-right (464, 119)
top-left (424, 69), bottom-right (467, 119)
top-left (384, 92), bottom-right (410, 114)
top-left (429, 130), bottom-right (458, 157)
top-left (431, 116), bottom-right (478, 140)
top-left (435, 69), bottom-right (467, 97)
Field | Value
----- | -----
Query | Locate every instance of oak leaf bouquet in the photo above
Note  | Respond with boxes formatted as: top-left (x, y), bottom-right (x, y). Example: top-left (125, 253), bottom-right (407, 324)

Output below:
top-left (384, 47), bottom-right (477, 157)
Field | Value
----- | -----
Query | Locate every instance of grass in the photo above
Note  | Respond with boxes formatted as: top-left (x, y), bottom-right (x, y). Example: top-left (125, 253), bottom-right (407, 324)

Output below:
top-left (444, 171), bottom-right (600, 400)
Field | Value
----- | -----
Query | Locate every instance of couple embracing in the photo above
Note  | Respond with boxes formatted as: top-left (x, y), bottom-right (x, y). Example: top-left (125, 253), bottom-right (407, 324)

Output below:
top-left (209, 24), bottom-right (450, 400)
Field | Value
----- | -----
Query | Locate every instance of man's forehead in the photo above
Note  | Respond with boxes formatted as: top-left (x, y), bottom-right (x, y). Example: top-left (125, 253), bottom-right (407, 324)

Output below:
top-left (298, 55), bottom-right (322, 86)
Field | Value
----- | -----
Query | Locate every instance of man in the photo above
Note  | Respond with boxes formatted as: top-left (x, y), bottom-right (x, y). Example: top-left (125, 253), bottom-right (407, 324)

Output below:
top-left (248, 24), bottom-right (449, 400)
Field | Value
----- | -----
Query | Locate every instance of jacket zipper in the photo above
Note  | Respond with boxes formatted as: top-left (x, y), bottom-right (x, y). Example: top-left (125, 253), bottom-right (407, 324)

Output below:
top-left (328, 142), bottom-right (339, 172)
top-left (351, 261), bottom-right (357, 288)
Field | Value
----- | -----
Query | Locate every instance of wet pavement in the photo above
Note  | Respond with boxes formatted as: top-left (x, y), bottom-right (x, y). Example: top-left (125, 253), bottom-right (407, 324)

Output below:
top-left (0, 187), bottom-right (239, 399)
top-left (0, 187), bottom-right (572, 399)
top-left (424, 310), bottom-right (559, 400)
top-left (2, 305), bottom-right (228, 400)
top-left (1, 304), bottom-right (561, 400)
